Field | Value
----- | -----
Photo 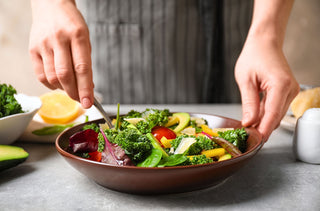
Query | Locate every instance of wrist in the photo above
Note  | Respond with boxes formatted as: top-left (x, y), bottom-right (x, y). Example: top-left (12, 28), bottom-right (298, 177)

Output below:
top-left (30, 0), bottom-right (76, 20)
top-left (31, 0), bottom-right (76, 10)
top-left (248, 0), bottom-right (294, 48)
top-left (247, 21), bottom-right (285, 48)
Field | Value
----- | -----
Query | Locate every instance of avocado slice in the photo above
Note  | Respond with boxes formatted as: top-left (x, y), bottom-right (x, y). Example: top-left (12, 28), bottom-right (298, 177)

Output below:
top-left (218, 153), bottom-right (232, 161)
top-left (0, 145), bottom-right (29, 171)
top-left (172, 112), bottom-right (190, 133)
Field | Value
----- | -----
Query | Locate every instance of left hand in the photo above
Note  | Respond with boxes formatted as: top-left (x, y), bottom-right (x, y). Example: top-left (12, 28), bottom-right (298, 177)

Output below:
top-left (235, 35), bottom-right (299, 141)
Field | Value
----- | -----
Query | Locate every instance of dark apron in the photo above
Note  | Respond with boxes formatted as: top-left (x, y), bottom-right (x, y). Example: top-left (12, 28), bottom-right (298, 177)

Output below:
top-left (76, 0), bottom-right (253, 104)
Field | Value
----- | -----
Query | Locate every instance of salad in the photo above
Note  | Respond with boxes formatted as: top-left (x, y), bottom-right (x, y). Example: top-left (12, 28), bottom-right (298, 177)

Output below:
top-left (0, 84), bottom-right (24, 118)
top-left (67, 108), bottom-right (248, 167)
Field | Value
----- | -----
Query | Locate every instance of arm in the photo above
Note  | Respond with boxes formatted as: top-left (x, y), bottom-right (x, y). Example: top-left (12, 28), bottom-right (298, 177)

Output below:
top-left (29, 0), bottom-right (94, 108)
top-left (235, 0), bottom-right (299, 141)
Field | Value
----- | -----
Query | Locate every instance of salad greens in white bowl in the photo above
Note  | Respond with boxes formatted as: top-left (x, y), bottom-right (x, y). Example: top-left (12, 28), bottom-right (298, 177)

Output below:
top-left (0, 91), bottom-right (42, 145)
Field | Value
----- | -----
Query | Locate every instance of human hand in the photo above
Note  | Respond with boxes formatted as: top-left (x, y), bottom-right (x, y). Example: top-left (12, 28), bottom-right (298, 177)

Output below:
top-left (235, 36), bottom-right (299, 141)
top-left (29, 0), bottom-right (94, 108)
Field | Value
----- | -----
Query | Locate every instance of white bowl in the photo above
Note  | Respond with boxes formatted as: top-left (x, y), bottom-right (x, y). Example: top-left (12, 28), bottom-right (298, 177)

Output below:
top-left (0, 93), bottom-right (42, 145)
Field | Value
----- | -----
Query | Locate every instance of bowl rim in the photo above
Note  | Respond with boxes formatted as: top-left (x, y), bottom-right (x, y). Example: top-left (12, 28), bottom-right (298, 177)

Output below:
top-left (56, 112), bottom-right (263, 170)
top-left (0, 93), bottom-right (42, 121)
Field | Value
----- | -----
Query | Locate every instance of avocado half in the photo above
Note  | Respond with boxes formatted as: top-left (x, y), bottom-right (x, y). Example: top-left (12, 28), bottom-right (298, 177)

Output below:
top-left (0, 145), bottom-right (29, 171)
top-left (172, 112), bottom-right (190, 133)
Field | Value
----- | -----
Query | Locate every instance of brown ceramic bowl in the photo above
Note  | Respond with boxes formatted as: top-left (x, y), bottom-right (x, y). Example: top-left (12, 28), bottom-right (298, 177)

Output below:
top-left (56, 113), bottom-right (263, 195)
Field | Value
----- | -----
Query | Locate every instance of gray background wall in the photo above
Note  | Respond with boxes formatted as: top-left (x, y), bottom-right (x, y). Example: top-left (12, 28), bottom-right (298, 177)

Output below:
top-left (1, 0), bottom-right (319, 97)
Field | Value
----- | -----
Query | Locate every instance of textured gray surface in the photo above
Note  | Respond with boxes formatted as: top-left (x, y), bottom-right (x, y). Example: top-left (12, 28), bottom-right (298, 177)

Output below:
top-left (1, 104), bottom-right (319, 211)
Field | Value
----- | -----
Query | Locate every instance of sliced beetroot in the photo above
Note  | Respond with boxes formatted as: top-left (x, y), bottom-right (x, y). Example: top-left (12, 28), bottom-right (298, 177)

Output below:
top-left (69, 129), bottom-right (99, 153)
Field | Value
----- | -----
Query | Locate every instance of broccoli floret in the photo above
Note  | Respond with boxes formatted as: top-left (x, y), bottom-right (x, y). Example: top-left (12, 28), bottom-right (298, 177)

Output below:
top-left (103, 128), bottom-right (153, 163)
top-left (0, 84), bottom-right (23, 118)
top-left (82, 123), bottom-right (99, 133)
top-left (186, 155), bottom-right (214, 165)
top-left (135, 109), bottom-right (171, 134)
top-left (218, 128), bottom-right (248, 153)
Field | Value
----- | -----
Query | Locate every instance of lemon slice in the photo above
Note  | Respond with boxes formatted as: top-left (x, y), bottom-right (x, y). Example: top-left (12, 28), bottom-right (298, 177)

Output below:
top-left (38, 91), bottom-right (81, 124)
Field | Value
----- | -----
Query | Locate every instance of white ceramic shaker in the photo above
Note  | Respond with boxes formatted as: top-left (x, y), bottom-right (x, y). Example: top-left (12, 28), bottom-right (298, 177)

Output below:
top-left (293, 108), bottom-right (320, 164)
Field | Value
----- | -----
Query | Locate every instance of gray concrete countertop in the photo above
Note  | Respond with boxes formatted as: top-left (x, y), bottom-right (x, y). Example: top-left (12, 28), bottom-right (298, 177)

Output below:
top-left (1, 104), bottom-right (319, 211)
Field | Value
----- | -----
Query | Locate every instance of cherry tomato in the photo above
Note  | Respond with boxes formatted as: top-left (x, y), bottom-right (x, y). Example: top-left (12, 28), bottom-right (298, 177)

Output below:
top-left (151, 126), bottom-right (176, 142)
top-left (88, 151), bottom-right (102, 162)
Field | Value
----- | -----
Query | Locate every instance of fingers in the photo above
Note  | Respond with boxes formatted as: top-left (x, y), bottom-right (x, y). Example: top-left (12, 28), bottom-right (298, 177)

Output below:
top-left (29, 1), bottom-right (94, 109)
top-left (29, 50), bottom-right (55, 90)
top-left (236, 74), bottom-right (261, 127)
top-left (42, 47), bottom-right (63, 90)
top-left (257, 80), bottom-right (299, 141)
top-left (256, 86), bottom-right (284, 141)
top-left (30, 34), bottom-right (93, 108)
top-left (70, 29), bottom-right (94, 109)
top-left (54, 39), bottom-right (79, 101)
top-left (29, 27), bottom-right (94, 109)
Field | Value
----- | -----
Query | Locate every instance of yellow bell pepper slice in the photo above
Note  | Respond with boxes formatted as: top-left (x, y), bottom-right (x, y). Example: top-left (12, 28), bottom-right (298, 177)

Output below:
top-left (201, 124), bottom-right (217, 136)
top-left (160, 136), bottom-right (172, 148)
top-left (201, 148), bottom-right (226, 158)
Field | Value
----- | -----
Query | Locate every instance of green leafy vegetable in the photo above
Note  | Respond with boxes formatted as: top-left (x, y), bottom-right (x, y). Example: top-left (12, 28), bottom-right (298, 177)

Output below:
top-left (157, 154), bottom-right (188, 167)
top-left (32, 124), bottom-right (74, 136)
top-left (218, 128), bottom-right (248, 153)
top-left (97, 133), bottom-right (105, 152)
top-left (74, 152), bottom-right (90, 159)
top-left (32, 120), bottom-right (97, 136)
top-left (82, 123), bottom-right (99, 132)
top-left (188, 120), bottom-right (202, 133)
top-left (186, 136), bottom-right (217, 155)
top-left (170, 135), bottom-right (216, 155)
top-left (137, 148), bottom-right (162, 167)
top-left (104, 128), bottom-right (153, 163)
top-left (131, 109), bottom-right (171, 133)
top-left (125, 110), bottom-right (142, 118)
top-left (186, 155), bottom-right (214, 165)
top-left (170, 135), bottom-right (188, 151)
top-left (0, 84), bottom-right (23, 118)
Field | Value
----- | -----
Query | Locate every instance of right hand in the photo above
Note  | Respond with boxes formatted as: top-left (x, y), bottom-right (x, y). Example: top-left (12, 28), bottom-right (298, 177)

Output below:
top-left (29, 0), bottom-right (94, 108)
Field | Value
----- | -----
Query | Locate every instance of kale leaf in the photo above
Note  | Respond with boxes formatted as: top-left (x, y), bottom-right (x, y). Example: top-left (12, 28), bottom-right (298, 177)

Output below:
top-left (186, 155), bottom-right (214, 165)
top-left (218, 128), bottom-right (248, 153)
top-left (186, 135), bottom-right (217, 155)
top-left (103, 128), bottom-right (153, 163)
top-left (135, 109), bottom-right (171, 134)
top-left (82, 123), bottom-right (100, 133)
top-left (0, 84), bottom-right (23, 118)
